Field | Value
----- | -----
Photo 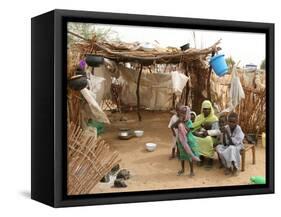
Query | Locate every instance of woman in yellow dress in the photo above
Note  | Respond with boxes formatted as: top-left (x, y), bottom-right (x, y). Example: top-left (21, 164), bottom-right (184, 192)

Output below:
top-left (192, 100), bottom-right (219, 168)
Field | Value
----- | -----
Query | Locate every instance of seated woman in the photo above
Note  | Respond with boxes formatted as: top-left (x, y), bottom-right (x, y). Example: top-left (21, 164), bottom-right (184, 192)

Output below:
top-left (192, 100), bottom-right (219, 168)
top-left (216, 112), bottom-right (244, 176)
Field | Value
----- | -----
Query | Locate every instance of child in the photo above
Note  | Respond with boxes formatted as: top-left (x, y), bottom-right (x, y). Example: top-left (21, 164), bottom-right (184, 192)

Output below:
top-left (168, 103), bottom-right (181, 159)
top-left (216, 112), bottom-right (244, 176)
top-left (205, 115), bottom-right (227, 141)
top-left (190, 111), bottom-right (197, 123)
top-left (172, 106), bottom-right (201, 177)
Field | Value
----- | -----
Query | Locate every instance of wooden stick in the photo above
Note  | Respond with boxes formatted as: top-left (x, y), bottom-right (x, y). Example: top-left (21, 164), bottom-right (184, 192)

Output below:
top-left (207, 51), bottom-right (215, 99)
top-left (136, 64), bottom-right (143, 121)
top-left (184, 63), bottom-right (189, 105)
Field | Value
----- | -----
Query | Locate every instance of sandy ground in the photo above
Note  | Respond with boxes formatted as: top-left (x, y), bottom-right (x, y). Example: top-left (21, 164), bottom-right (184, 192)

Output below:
top-left (91, 111), bottom-right (265, 194)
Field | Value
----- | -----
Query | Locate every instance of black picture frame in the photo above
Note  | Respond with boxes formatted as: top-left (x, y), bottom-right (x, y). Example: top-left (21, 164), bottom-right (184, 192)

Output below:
top-left (31, 9), bottom-right (274, 207)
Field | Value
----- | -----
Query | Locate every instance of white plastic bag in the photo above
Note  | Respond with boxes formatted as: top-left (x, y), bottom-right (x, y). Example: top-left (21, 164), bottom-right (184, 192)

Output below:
top-left (171, 71), bottom-right (189, 96)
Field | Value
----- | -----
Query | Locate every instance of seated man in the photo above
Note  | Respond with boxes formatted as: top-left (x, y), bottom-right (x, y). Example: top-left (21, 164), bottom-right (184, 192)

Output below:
top-left (216, 112), bottom-right (244, 176)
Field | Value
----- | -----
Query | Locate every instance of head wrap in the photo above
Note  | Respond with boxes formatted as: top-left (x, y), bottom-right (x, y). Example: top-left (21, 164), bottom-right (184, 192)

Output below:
top-left (190, 111), bottom-right (197, 118)
top-left (192, 100), bottom-right (218, 131)
top-left (179, 105), bottom-right (191, 121)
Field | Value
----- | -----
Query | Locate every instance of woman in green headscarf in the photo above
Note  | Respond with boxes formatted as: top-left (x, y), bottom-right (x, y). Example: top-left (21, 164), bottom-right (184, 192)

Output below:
top-left (192, 100), bottom-right (219, 166)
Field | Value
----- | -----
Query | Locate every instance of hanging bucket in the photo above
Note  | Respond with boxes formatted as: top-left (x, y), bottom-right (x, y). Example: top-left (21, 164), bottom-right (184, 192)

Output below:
top-left (210, 54), bottom-right (228, 77)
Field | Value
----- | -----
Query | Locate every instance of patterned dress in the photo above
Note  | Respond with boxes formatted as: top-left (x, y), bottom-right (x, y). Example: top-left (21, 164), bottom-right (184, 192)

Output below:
top-left (177, 120), bottom-right (200, 161)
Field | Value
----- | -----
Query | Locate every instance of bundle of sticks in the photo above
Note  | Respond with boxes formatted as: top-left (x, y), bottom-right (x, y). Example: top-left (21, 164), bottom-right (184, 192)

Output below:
top-left (67, 122), bottom-right (121, 195)
top-left (237, 89), bottom-right (266, 134)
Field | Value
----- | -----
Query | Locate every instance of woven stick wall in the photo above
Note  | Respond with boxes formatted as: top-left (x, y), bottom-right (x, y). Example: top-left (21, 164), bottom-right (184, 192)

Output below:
top-left (67, 122), bottom-right (121, 195)
top-left (210, 70), bottom-right (266, 134)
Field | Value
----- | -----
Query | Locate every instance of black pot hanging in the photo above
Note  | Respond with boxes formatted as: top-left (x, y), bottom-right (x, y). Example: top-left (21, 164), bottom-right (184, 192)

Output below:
top-left (85, 55), bottom-right (104, 67)
top-left (68, 75), bottom-right (88, 91)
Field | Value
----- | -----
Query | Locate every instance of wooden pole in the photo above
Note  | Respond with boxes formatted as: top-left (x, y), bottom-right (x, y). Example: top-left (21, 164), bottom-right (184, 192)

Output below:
top-left (136, 64), bottom-right (143, 121)
top-left (184, 63), bottom-right (189, 106)
top-left (207, 51), bottom-right (215, 100)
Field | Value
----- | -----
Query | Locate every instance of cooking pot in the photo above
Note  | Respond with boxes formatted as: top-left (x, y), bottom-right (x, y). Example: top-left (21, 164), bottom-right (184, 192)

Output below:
top-left (68, 75), bottom-right (88, 91)
top-left (85, 55), bottom-right (104, 67)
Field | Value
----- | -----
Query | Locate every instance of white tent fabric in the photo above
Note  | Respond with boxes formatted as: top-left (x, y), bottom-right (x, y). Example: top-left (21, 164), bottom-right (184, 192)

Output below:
top-left (80, 88), bottom-right (110, 124)
top-left (118, 66), bottom-right (188, 110)
top-left (79, 66), bottom-right (112, 126)
top-left (87, 74), bottom-right (106, 106)
top-left (92, 65), bottom-right (112, 100)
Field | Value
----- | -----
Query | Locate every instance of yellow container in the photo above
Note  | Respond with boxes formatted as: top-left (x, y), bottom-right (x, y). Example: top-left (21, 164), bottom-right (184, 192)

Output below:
top-left (262, 132), bottom-right (266, 148)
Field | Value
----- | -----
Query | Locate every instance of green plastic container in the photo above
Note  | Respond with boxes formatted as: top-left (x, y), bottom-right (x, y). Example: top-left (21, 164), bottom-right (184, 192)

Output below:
top-left (87, 120), bottom-right (105, 135)
top-left (250, 176), bottom-right (266, 184)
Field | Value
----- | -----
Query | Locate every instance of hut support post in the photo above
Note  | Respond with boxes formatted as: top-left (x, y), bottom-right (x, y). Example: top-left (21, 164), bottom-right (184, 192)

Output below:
top-left (184, 64), bottom-right (189, 105)
top-left (207, 51), bottom-right (216, 99)
top-left (136, 64), bottom-right (143, 121)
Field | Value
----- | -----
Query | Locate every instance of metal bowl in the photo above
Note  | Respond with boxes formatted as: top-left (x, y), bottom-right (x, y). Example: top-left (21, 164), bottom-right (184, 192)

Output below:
top-left (119, 131), bottom-right (130, 137)
top-left (118, 130), bottom-right (134, 140)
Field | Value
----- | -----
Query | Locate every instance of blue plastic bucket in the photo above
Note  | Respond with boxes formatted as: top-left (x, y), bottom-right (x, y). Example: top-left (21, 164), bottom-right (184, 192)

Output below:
top-left (210, 54), bottom-right (228, 77)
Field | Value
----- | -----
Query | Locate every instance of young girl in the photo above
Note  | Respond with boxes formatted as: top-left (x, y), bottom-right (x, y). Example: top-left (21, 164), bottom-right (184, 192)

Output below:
top-left (168, 104), bottom-right (181, 159)
top-left (172, 106), bottom-right (201, 176)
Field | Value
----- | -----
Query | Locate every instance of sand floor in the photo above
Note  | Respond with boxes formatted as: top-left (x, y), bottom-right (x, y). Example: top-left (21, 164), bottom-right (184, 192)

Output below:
top-left (91, 111), bottom-right (266, 194)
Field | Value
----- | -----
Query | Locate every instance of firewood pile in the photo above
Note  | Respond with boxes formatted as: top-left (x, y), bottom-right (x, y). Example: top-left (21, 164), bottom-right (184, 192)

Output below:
top-left (67, 122), bottom-right (121, 195)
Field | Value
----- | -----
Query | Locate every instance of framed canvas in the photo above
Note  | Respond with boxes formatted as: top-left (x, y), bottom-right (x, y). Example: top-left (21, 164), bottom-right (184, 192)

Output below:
top-left (31, 9), bottom-right (274, 207)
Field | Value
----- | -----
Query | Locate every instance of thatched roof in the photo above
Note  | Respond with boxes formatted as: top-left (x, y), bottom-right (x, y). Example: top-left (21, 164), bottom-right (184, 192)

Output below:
top-left (68, 31), bottom-right (221, 65)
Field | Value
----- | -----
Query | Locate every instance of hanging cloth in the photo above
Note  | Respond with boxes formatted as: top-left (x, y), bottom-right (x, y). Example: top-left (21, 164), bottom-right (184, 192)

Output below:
top-left (221, 66), bottom-right (245, 113)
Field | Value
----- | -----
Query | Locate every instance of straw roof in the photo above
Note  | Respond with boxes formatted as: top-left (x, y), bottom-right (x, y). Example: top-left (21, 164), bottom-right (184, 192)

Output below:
top-left (68, 31), bottom-right (221, 66)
